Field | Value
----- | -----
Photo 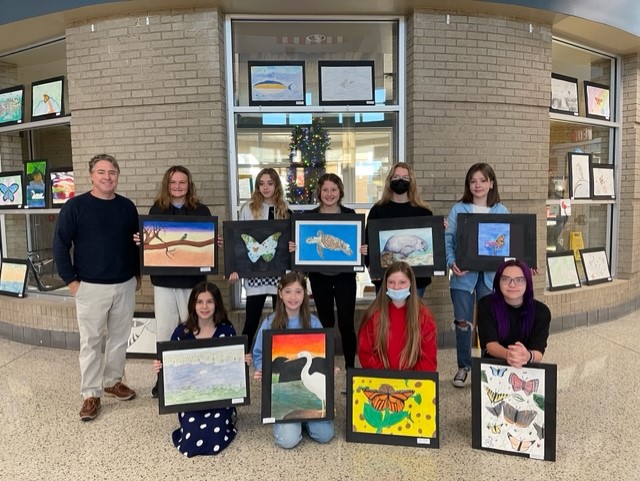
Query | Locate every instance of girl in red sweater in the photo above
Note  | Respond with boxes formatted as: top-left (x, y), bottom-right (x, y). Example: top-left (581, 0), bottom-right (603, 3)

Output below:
top-left (357, 261), bottom-right (437, 371)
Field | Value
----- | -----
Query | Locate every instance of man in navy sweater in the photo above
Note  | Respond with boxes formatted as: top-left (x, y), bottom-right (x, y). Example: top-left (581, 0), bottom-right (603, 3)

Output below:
top-left (53, 154), bottom-right (140, 421)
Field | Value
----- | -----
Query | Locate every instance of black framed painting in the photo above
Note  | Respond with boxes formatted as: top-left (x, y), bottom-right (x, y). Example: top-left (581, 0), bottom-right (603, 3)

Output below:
top-left (126, 312), bottom-right (157, 359)
top-left (248, 61), bottom-right (306, 106)
top-left (590, 163), bottom-right (615, 200)
top-left (0, 170), bottom-right (24, 209)
top-left (472, 357), bottom-right (557, 462)
top-left (31, 76), bottom-right (64, 121)
top-left (550, 73), bottom-right (579, 115)
top-left (0, 84), bottom-right (25, 127)
top-left (261, 329), bottom-right (334, 424)
top-left (579, 247), bottom-right (612, 285)
top-left (318, 60), bottom-right (375, 106)
top-left (367, 215), bottom-right (446, 279)
top-left (568, 152), bottom-right (592, 200)
top-left (346, 368), bottom-right (439, 449)
top-left (139, 215), bottom-right (218, 276)
top-left (546, 250), bottom-right (581, 291)
top-left (584, 80), bottom-right (610, 120)
top-left (0, 258), bottom-right (29, 298)
top-left (157, 336), bottom-right (250, 415)
top-left (291, 212), bottom-right (365, 273)
top-left (223, 219), bottom-right (291, 278)
top-left (455, 214), bottom-right (537, 271)
top-left (24, 159), bottom-right (48, 209)
top-left (49, 168), bottom-right (75, 206)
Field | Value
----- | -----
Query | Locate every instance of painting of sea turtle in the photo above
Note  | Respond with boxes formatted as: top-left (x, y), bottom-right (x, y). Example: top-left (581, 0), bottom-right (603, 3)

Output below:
top-left (295, 217), bottom-right (362, 267)
top-left (305, 231), bottom-right (352, 258)
top-left (378, 228), bottom-right (434, 267)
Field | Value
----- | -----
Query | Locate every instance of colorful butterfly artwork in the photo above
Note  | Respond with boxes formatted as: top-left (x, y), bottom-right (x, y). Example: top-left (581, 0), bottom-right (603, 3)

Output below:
top-left (487, 423), bottom-right (503, 434)
top-left (486, 401), bottom-right (503, 417)
top-left (0, 182), bottom-right (20, 203)
top-left (507, 432), bottom-right (535, 452)
top-left (502, 402), bottom-right (537, 428)
top-left (485, 234), bottom-right (506, 255)
top-left (362, 384), bottom-right (415, 412)
top-left (534, 422), bottom-right (545, 440)
top-left (241, 232), bottom-right (281, 263)
top-left (490, 366), bottom-right (507, 377)
top-left (485, 386), bottom-right (509, 404)
top-left (509, 373), bottom-right (539, 396)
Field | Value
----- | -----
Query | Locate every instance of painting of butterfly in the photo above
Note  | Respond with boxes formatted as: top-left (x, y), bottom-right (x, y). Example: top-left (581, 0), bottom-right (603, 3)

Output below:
top-left (0, 172), bottom-right (24, 209)
top-left (477, 222), bottom-right (510, 257)
top-left (346, 368), bottom-right (439, 448)
top-left (223, 219), bottom-right (291, 278)
top-left (472, 358), bottom-right (557, 461)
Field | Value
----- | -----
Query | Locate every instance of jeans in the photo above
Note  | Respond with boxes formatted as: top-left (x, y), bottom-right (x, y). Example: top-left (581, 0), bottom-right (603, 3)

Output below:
top-left (450, 273), bottom-right (492, 370)
top-left (273, 420), bottom-right (334, 449)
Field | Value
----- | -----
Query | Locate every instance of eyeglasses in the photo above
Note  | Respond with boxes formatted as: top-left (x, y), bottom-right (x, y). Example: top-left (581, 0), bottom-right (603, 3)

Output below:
top-left (499, 275), bottom-right (526, 286)
top-left (391, 175), bottom-right (410, 182)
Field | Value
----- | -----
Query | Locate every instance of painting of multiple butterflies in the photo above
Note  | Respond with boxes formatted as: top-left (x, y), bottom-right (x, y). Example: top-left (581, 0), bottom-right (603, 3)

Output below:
top-left (471, 358), bottom-right (557, 462)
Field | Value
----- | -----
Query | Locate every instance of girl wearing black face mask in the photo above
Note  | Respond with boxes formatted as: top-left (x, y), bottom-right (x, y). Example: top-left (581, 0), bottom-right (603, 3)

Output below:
top-left (365, 162), bottom-right (433, 298)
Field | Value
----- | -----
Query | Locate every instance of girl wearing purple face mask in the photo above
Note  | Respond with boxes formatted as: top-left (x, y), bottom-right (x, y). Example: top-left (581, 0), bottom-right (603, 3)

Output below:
top-left (357, 262), bottom-right (437, 372)
top-left (365, 163), bottom-right (433, 298)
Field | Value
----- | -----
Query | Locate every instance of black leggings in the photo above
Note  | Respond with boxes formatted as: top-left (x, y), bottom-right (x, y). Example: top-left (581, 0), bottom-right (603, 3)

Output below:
top-left (243, 294), bottom-right (277, 351)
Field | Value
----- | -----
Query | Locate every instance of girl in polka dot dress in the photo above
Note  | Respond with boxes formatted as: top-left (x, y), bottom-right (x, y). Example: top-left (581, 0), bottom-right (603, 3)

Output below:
top-left (153, 281), bottom-right (246, 457)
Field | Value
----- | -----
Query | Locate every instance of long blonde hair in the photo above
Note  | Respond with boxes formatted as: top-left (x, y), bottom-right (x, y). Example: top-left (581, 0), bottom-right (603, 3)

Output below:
top-left (270, 272), bottom-right (312, 330)
top-left (375, 162), bottom-right (430, 210)
top-left (249, 168), bottom-right (289, 219)
top-left (358, 262), bottom-right (426, 369)
top-left (154, 165), bottom-right (200, 210)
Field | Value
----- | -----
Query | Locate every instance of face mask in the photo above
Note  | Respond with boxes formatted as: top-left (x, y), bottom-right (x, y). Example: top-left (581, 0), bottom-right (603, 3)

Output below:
top-left (390, 179), bottom-right (410, 195)
top-left (386, 287), bottom-right (411, 302)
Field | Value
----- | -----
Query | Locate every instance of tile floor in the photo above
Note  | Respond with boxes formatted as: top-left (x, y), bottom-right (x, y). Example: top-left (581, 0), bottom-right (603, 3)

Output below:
top-left (0, 312), bottom-right (639, 480)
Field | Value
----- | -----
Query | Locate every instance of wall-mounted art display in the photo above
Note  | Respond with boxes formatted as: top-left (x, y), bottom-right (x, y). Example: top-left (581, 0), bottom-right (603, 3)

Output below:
top-left (24, 159), bottom-right (48, 209)
top-left (248, 61), bottom-right (306, 106)
top-left (126, 312), bottom-right (157, 358)
top-left (0, 171), bottom-right (24, 209)
top-left (31, 76), bottom-right (64, 121)
top-left (261, 329), bottom-right (334, 424)
top-left (579, 247), bottom-right (612, 285)
top-left (139, 215), bottom-right (218, 275)
top-left (157, 336), bottom-right (250, 415)
top-left (584, 80), bottom-right (610, 120)
top-left (0, 258), bottom-right (29, 298)
top-left (472, 357), bottom-right (557, 462)
top-left (346, 368), bottom-right (439, 448)
top-left (318, 60), bottom-right (375, 106)
top-left (568, 152), bottom-right (591, 200)
top-left (455, 214), bottom-right (537, 271)
top-left (49, 169), bottom-right (75, 206)
top-left (546, 250), bottom-right (581, 291)
top-left (223, 219), bottom-right (291, 278)
top-left (291, 213), bottom-right (364, 273)
top-left (367, 216), bottom-right (446, 279)
top-left (549, 73), bottom-right (579, 115)
top-left (0, 85), bottom-right (25, 127)
top-left (590, 163), bottom-right (615, 200)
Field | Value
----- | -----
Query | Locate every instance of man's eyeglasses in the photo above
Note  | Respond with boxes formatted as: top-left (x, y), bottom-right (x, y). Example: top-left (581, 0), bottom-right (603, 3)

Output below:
top-left (499, 275), bottom-right (526, 286)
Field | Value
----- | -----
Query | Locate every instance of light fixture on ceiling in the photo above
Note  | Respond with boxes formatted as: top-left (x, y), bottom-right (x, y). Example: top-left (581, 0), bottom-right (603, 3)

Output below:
top-left (306, 34), bottom-right (326, 44)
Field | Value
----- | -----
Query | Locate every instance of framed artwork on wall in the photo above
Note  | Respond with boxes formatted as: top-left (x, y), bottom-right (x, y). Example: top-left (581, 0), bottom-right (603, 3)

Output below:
top-left (0, 258), bottom-right (29, 298)
top-left (568, 152), bottom-right (592, 200)
top-left (49, 169), bottom-right (75, 206)
top-left (291, 213), bottom-right (365, 273)
top-left (248, 61), bottom-right (306, 106)
top-left (584, 81), bottom-right (610, 120)
top-left (579, 248), bottom-right (612, 285)
top-left (126, 312), bottom-right (157, 358)
top-left (472, 357), bottom-right (557, 462)
top-left (546, 250), bottom-right (581, 291)
top-left (157, 336), bottom-right (250, 415)
top-left (549, 73), bottom-right (579, 115)
top-left (0, 171), bottom-right (24, 209)
top-left (590, 164), bottom-right (615, 200)
top-left (318, 60), bottom-right (375, 106)
top-left (261, 329), bottom-right (334, 424)
top-left (24, 159), bottom-right (48, 209)
top-left (31, 76), bottom-right (64, 121)
top-left (346, 368), bottom-right (439, 448)
top-left (0, 85), bottom-right (25, 127)
top-left (367, 216), bottom-right (446, 279)
top-left (139, 215), bottom-right (218, 275)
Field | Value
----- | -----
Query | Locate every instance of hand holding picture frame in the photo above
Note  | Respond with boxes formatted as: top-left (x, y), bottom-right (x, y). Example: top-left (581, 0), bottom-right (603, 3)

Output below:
top-left (579, 247), bottom-right (612, 285)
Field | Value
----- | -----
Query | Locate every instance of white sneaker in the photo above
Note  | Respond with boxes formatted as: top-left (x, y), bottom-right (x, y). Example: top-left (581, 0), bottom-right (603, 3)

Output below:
top-left (452, 367), bottom-right (470, 388)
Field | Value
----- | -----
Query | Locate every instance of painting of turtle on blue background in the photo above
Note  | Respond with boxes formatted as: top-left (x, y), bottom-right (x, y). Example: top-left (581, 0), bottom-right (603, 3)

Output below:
top-left (296, 220), bottom-right (361, 265)
top-left (377, 228), bottom-right (434, 268)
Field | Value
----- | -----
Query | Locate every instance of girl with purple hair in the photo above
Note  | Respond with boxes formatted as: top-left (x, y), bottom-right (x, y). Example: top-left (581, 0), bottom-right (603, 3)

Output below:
top-left (476, 259), bottom-right (551, 368)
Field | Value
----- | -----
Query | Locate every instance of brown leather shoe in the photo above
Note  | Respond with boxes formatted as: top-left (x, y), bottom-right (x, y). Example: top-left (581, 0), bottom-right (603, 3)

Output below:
top-left (80, 397), bottom-right (101, 421)
top-left (104, 381), bottom-right (136, 401)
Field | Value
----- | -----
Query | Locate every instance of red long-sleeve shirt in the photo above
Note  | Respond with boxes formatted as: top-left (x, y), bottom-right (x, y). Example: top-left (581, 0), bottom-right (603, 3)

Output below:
top-left (358, 303), bottom-right (437, 371)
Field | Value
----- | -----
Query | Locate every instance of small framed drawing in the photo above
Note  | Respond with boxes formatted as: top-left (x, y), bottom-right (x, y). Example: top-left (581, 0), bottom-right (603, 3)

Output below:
top-left (0, 171), bottom-right (24, 209)
top-left (367, 216), bottom-right (446, 279)
top-left (455, 214), bottom-right (537, 272)
top-left (346, 368), bottom-right (439, 449)
top-left (261, 329), bottom-right (334, 424)
top-left (472, 357), bottom-right (557, 462)
top-left (568, 152), bottom-right (592, 199)
top-left (546, 250), bottom-right (581, 291)
top-left (24, 159), bottom-right (48, 209)
top-left (248, 61), bottom-right (305, 106)
top-left (126, 312), bottom-right (157, 359)
top-left (49, 169), bottom-right (75, 205)
top-left (590, 164), bottom-right (615, 200)
top-left (31, 76), bottom-right (64, 121)
top-left (0, 258), bottom-right (29, 297)
top-left (139, 215), bottom-right (218, 276)
top-left (223, 219), bottom-right (291, 278)
top-left (550, 73), bottom-right (579, 115)
top-left (157, 336), bottom-right (250, 415)
top-left (0, 84), bottom-right (25, 127)
top-left (291, 213), bottom-right (365, 273)
top-left (318, 60), bottom-right (375, 106)
top-left (584, 80), bottom-right (610, 120)
top-left (579, 248), bottom-right (612, 285)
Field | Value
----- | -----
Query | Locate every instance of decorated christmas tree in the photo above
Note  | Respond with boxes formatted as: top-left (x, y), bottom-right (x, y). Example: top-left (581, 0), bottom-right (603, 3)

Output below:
top-left (287, 117), bottom-right (331, 204)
